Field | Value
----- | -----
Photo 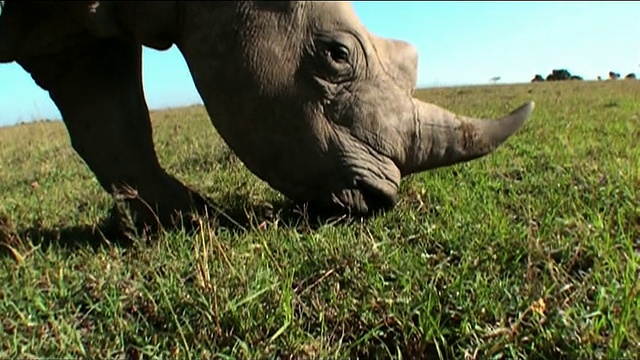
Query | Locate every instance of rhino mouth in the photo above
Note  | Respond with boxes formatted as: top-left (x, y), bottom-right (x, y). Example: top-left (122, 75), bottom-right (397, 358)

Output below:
top-left (355, 178), bottom-right (398, 213)
top-left (302, 177), bottom-right (398, 217)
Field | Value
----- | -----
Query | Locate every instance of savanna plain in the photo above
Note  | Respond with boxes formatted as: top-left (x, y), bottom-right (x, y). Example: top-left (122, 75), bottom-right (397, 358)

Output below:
top-left (1, 80), bottom-right (639, 359)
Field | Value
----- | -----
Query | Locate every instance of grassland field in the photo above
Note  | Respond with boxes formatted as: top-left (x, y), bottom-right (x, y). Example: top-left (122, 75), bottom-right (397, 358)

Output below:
top-left (0, 79), bottom-right (639, 359)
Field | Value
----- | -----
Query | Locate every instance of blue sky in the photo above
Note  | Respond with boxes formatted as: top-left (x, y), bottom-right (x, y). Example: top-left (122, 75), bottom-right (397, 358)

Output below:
top-left (0, 1), bottom-right (638, 125)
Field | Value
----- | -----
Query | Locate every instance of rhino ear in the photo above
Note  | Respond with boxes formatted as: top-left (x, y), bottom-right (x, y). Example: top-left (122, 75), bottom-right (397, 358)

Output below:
top-left (116, 2), bottom-right (180, 50)
top-left (78, 1), bottom-right (179, 50)
top-left (0, 1), bottom-right (122, 62)
top-left (254, 1), bottom-right (303, 12)
top-left (74, 1), bottom-right (122, 38)
top-left (0, 1), bottom-right (15, 62)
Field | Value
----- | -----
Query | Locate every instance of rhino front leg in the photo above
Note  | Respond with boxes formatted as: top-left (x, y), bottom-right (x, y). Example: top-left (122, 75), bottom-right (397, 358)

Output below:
top-left (17, 38), bottom-right (209, 230)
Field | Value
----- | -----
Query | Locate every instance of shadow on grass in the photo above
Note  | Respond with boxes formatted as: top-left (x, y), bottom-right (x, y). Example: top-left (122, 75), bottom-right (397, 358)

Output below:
top-left (0, 192), bottom-right (366, 259)
top-left (208, 192), bottom-right (362, 233)
top-left (0, 212), bottom-right (143, 259)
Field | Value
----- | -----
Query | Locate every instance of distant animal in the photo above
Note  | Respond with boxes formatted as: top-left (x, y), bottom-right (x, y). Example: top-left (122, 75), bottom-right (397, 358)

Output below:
top-left (0, 1), bottom-right (534, 229)
top-left (531, 74), bottom-right (545, 82)
top-left (625, 73), bottom-right (636, 80)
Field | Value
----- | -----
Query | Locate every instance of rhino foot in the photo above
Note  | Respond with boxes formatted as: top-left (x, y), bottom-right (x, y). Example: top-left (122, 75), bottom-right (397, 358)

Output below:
top-left (105, 181), bottom-right (214, 238)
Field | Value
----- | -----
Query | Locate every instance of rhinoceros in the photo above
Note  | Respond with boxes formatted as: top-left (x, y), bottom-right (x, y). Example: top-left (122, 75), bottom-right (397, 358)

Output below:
top-left (0, 1), bottom-right (534, 229)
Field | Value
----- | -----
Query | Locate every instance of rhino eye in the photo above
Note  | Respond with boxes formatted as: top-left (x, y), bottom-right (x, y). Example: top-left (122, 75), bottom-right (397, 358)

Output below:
top-left (312, 36), bottom-right (355, 82)
top-left (328, 43), bottom-right (350, 63)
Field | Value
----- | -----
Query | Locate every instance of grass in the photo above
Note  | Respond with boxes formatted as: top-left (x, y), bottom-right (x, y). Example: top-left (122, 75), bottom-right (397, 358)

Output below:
top-left (1, 79), bottom-right (639, 359)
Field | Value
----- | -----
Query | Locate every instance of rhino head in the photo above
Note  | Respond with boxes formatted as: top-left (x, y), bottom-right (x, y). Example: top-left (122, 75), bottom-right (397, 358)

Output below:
top-left (0, 1), bottom-right (533, 225)
top-left (176, 2), bottom-right (533, 214)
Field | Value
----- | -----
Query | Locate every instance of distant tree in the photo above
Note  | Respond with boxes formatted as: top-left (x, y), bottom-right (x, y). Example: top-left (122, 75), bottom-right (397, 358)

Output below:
top-left (490, 76), bottom-right (501, 84)
top-left (625, 73), bottom-right (636, 80)
top-left (546, 69), bottom-right (572, 81)
top-left (609, 71), bottom-right (620, 80)
top-left (535, 69), bottom-right (586, 82)
top-left (531, 74), bottom-right (545, 82)
top-left (597, 76), bottom-right (603, 81)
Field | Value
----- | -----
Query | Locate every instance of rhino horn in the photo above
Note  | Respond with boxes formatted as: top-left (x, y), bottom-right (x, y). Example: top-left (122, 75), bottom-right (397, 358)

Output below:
top-left (402, 100), bottom-right (534, 175)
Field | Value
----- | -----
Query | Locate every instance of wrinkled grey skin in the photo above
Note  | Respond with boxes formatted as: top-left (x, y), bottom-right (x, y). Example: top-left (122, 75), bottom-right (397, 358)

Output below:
top-left (0, 1), bottom-right (534, 228)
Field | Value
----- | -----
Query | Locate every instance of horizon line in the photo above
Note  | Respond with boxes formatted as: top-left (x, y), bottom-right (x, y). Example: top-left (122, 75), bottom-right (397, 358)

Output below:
top-left (1, 77), bottom-right (636, 127)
